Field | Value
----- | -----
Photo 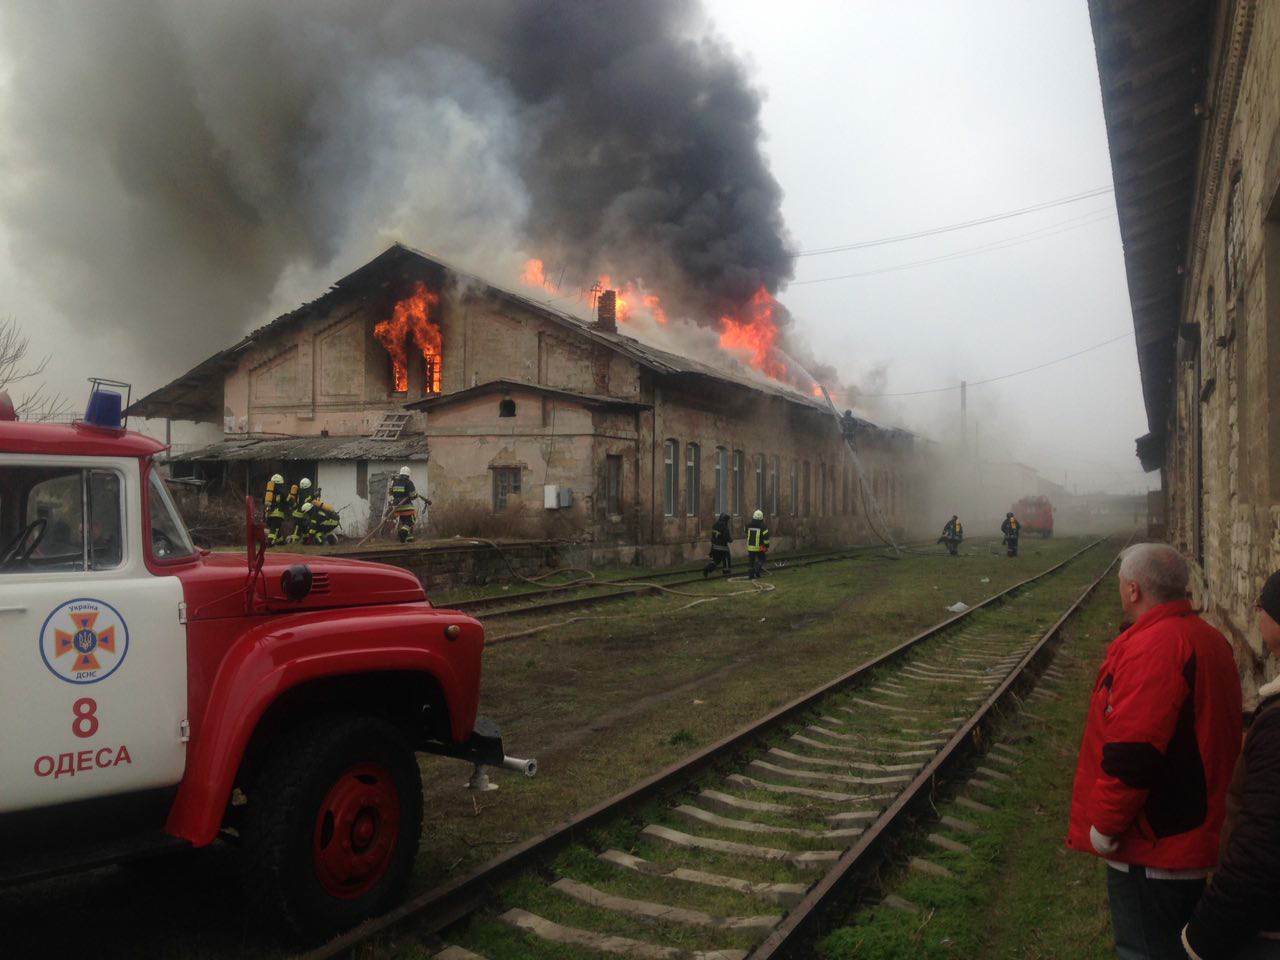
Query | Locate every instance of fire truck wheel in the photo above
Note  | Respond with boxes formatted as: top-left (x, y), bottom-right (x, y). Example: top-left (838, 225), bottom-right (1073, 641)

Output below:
top-left (240, 715), bottom-right (424, 940)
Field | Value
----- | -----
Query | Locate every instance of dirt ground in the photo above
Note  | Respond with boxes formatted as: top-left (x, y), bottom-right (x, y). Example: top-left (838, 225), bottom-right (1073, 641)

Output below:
top-left (0, 535), bottom-right (1112, 960)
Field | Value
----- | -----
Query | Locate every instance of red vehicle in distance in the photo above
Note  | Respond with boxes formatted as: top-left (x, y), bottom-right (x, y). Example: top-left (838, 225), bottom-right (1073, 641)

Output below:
top-left (1013, 495), bottom-right (1054, 538)
top-left (0, 382), bottom-right (531, 940)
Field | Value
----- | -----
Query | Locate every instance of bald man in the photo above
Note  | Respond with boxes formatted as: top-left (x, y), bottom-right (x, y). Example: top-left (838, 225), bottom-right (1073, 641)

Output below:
top-left (1067, 543), bottom-right (1242, 960)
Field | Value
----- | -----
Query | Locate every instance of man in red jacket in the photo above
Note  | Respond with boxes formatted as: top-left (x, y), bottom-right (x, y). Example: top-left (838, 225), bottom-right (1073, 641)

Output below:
top-left (1067, 542), bottom-right (1242, 960)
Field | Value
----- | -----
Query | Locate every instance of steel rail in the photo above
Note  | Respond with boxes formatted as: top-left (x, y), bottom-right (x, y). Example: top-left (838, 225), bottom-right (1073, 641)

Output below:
top-left (747, 539), bottom-right (1121, 957)
top-left (301, 536), bottom-right (1109, 960)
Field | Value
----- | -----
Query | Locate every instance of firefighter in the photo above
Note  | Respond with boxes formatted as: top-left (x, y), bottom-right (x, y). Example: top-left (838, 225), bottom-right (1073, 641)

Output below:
top-left (745, 509), bottom-right (770, 580)
top-left (1001, 511), bottom-right (1020, 558)
top-left (703, 513), bottom-right (733, 578)
top-left (263, 473), bottom-right (286, 546)
top-left (939, 514), bottom-right (963, 556)
top-left (287, 477), bottom-right (315, 543)
top-left (388, 466), bottom-right (427, 543)
top-left (301, 499), bottom-right (342, 546)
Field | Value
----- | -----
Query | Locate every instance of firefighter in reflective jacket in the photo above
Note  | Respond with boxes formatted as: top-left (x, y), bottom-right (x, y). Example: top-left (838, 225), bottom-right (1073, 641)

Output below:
top-left (746, 509), bottom-right (770, 580)
top-left (301, 500), bottom-right (341, 545)
top-left (939, 515), bottom-right (963, 556)
top-left (388, 467), bottom-right (426, 543)
top-left (287, 478), bottom-right (315, 543)
top-left (263, 473), bottom-right (286, 546)
top-left (1001, 512), bottom-right (1020, 557)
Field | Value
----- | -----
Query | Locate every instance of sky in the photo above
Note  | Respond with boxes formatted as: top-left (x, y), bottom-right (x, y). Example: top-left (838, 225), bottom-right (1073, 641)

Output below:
top-left (0, 0), bottom-right (1153, 495)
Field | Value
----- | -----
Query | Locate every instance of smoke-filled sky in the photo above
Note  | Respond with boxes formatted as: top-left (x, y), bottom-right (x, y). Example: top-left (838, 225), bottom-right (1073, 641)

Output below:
top-left (0, 0), bottom-right (1151, 494)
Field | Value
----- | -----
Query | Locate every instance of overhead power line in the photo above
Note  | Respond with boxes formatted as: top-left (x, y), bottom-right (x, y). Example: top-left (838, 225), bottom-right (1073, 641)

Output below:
top-left (862, 331), bottom-right (1134, 399)
top-left (790, 208), bottom-right (1114, 286)
top-left (797, 184), bottom-right (1114, 257)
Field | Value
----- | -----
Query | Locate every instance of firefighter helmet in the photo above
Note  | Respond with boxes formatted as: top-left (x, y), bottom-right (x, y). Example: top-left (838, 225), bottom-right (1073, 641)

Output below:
top-left (399, 466), bottom-right (411, 476)
top-left (752, 509), bottom-right (764, 521)
top-left (270, 473), bottom-right (284, 485)
top-left (299, 478), bottom-right (312, 490)
top-left (301, 502), bottom-right (313, 513)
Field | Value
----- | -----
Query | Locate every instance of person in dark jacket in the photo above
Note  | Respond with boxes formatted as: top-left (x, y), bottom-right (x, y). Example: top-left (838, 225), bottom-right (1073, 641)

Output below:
top-left (939, 515), bottom-right (963, 556)
top-left (1066, 543), bottom-right (1243, 960)
top-left (1001, 512), bottom-right (1020, 557)
top-left (1181, 571), bottom-right (1280, 960)
top-left (745, 509), bottom-right (769, 580)
top-left (703, 513), bottom-right (733, 577)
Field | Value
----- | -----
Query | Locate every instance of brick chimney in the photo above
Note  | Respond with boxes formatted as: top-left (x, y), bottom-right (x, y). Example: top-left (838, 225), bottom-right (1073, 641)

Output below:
top-left (596, 289), bottom-right (617, 333)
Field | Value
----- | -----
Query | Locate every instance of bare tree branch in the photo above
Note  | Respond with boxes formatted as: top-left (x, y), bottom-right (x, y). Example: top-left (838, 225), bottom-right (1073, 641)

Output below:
top-left (0, 316), bottom-right (70, 421)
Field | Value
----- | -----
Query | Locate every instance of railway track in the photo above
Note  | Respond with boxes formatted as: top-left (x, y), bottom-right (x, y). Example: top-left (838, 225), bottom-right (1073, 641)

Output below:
top-left (446, 542), bottom-right (922, 623)
top-left (307, 536), bottom-right (1115, 960)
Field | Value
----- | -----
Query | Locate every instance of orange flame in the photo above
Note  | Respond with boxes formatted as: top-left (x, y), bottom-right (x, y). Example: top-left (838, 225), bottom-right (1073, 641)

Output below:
top-left (719, 287), bottom-right (787, 380)
top-left (521, 258), bottom-right (558, 293)
top-left (376, 282), bottom-right (442, 394)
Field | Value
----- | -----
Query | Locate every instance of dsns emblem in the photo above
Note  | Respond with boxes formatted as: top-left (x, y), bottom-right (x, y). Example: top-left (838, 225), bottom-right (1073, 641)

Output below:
top-left (39, 599), bottom-right (130, 685)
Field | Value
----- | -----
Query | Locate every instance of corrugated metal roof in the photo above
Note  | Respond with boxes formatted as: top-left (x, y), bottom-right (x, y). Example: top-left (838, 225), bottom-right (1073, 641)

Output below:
top-left (168, 434), bottom-right (428, 462)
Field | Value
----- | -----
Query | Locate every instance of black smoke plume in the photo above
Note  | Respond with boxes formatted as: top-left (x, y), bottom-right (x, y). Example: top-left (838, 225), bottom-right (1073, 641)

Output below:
top-left (0, 0), bottom-right (795, 364)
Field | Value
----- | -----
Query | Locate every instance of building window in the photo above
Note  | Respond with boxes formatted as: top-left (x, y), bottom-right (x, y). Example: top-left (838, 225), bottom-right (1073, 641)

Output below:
top-left (732, 450), bottom-right (744, 516)
top-left (389, 354), bottom-right (408, 395)
top-left (802, 461), bottom-right (812, 516)
top-left (498, 397), bottom-right (516, 417)
top-left (789, 460), bottom-right (798, 516)
top-left (492, 467), bottom-right (521, 511)
top-left (605, 455), bottom-right (622, 516)
top-left (686, 443), bottom-right (701, 517)
top-left (770, 455), bottom-right (780, 516)
top-left (1226, 171), bottom-right (1244, 301)
top-left (356, 460), bottom-right (368, 499)
top-left (714, 446), bottom-right (728, 515)
top-left (755, 454), bottom-right (765, 511)
top-left (663, 440), bottom-right (678, 517)
top-left (423, 354), bottom-right (442, 395)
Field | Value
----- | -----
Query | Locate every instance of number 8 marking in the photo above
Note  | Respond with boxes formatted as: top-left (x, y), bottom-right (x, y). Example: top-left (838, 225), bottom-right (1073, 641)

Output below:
top-left (72, 697), bottom-right (99, 739)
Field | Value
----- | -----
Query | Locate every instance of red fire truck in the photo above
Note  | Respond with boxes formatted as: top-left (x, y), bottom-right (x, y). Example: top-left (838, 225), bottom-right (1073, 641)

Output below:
top-left (0, 383), bottom-right (527, 939)
top-left (1013, 495), bottom-right (1054, 538)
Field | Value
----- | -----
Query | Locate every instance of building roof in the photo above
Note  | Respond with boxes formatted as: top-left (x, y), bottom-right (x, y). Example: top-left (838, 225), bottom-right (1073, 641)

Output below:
top-left (1086, 0), bottom-right (1215, 449)
top-left (408, 378), bottom-right (652, 414)
top-left (168, 434), bottom-right (428, 463)
top-left (129, 242), bottom-right (909, 440)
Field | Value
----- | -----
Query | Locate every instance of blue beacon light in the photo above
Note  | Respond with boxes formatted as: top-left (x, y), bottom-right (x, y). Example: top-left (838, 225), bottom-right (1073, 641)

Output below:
top-left (84, 389), bottom-right (124, 429)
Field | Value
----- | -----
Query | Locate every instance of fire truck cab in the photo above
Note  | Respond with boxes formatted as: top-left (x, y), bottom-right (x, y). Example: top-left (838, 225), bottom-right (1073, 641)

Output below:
top-left (0, 385), bottom-right (516, 939)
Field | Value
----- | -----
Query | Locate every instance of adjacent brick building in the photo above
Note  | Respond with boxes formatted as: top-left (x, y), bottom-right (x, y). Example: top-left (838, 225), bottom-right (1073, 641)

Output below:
top-left (130, 244), bottom-right (931, 562)
top-left (1090, 0), bottom-right (1280, 698)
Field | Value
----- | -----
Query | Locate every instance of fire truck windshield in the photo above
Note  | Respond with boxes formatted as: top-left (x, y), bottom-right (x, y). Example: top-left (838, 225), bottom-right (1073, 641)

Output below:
top-left (147, 470), bottom-right (195, 560)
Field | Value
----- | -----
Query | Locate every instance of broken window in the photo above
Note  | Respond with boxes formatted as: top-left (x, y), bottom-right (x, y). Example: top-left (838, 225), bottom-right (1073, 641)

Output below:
top-left (686, 443), bottom-right (700, 517)
top-left (714, 446), bottom-right (728, 515)
top-left (663, 440), bottom-right (678, 517)
top-left (498, 397), bottom-right (516, 417)
top-left (770, 455), bottom-right (780, 517)
top-left (423, 354), bottom-right (441, 395)
top-left (732, 450), bottom-right (744, 516)
top-left (492, 467), bottom-right (521, 511)
top-left (605, 455), bottom-right (623, 516)
top-left (356, 461), bottom-right (368, 499)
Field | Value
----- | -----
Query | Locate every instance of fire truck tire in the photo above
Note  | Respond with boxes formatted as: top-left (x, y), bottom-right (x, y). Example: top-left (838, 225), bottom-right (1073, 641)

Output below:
top-left (239, 715), bottom-right (424, 940)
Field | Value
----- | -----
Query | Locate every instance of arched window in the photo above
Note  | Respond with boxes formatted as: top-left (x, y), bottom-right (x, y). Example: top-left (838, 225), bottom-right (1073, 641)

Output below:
top-left (663, 440), bottom-right (678, 517)
top-left (498, 397), bottom-right (516, 418)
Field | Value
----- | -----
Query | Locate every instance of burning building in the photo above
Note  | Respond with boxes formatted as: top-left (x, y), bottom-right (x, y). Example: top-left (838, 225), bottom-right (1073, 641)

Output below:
top-left (129, 244), bottom-right (927, 560)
